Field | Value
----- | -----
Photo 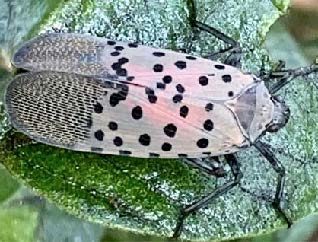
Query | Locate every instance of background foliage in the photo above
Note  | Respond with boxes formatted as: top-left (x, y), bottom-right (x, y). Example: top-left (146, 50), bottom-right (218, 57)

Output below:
top-left (0, 0), bottom-right (318, 241)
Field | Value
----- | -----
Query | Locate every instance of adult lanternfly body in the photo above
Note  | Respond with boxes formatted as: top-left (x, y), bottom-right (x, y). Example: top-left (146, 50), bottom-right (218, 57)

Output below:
top-left (4, 10), bottom-right (318, 239)
top-left (7, 33), bottom-right (291, 158)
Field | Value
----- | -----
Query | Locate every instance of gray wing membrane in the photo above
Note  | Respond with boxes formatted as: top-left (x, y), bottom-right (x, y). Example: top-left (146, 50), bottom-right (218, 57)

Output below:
top-left (5, 71), bottom-right (116, 148)
top-left (8, 33), bottom-right (255, 157)
top-left (5, 71), bottom-right (247, 158)
top-left (12, 33), bottom-right (110, 77)
top-left (12, 33), bottom-right (256, 102)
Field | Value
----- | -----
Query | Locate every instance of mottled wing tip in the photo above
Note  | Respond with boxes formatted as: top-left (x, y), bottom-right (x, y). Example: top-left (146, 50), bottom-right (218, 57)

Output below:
top-left (5, 71), bottom-right (105, 149)
top-left (12, 34), bottom-right (53, 69)
top-left (12, 38), bottom-right (34, 69)
top-left (11, 33), bottom-right (108, 76)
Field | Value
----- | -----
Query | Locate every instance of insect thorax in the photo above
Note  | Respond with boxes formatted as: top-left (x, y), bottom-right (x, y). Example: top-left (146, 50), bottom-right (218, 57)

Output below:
top-left (231, 81), bottom-right (279, 142)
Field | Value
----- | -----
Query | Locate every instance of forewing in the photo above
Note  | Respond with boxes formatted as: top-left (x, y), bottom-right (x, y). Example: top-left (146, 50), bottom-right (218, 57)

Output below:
top-left (12, 33), bottom-right (256, 100)
top-left (5, 71), bottom-right (246, 158)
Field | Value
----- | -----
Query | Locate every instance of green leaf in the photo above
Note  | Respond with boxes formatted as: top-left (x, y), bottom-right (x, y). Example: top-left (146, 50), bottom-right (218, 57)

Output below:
top-left (5, 0), bottom-right (318, 241)
top-left (37, 202), bottom-right (105, 242)
top-left (0, 206), bottom-right (38, 242)
top-left (0, 166), bottom-right (20, 204)
top-left (0, 0), bottom-right (65, 54)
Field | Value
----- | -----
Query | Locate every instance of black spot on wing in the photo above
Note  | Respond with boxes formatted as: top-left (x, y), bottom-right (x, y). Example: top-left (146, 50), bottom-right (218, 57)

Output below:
top-left (132, 106), bottom-right (143, 119)
top-left (128, 43), bottom-right (138, 48)
top-left (145, 87), bottom-right (157, 103)
top-left (153, 64), bottom-right (163, 72)
top-left (115, 46), bottom-right (124, 51)
top-left (119, 150), bottom-right (132, 156)
top-left (175, 61), bottom-right (187, 69)
top-left (222, 74), bottom-right (232, 83)
top-left (139, 134), bottom-right (151, 146)
top-left (157, 82), bottom-right (166, 89)
top-left (149, 152), bottom-right (160, 158)
top-left (91, 147), bottom-right (103, 152)
top-left (110, 51), bottom-right (120, 56)
top-left (153, 52), bottom-right (165, 57)
top-left (203, 119), bottom-right (214, 131)
top-left (118, 57), bottom-right (129, 64)
top-left (93, 102), bottom-right (103, 113)
top-left (108, 121), bottom-right (118, 131)
top-left (186, 56), bottom-right (196, 60)
top-left (116, 68), bottom-right (127, 76)
top-left (197, 138), bottom-right (208, 148)
top-left (111, 57), bottom-right (129, 77)
top-left (109, 93), bottom-right (126, 107)
top-left (163, 123), bottom-right (177, 138)
top-left (111, 62), bottom-right (121, 70)
top-left (180, 105), bottom-right (189, 118)
top-left (178, 154), bottom-right (188, 157)
top-left (215, 64), bottom-right (225, 69)
top-left (173, 94), bottom-right (183, 103)
top-left (145, 87), bottom-right (154, 95)
top-left (199, 76), bottom-right (208, 86)
top-left (176, 84), bottom-right (185, 93)
top-left (205, 103), bottom-right (214, 112)
top-left (163, 75), bottom-right (172, 84)
top-left (161, 142), bottom-right (172, 151)
top-left (148, 95), bottom-right (157, 104)
top-left (127, 76), bottom-right (135, 81)
top-left (107, 40), bottom-right (116, 46)
top-left (113, 136), bottom-right (123, 146)
top-left (94, 130), bottom-right (104, 141)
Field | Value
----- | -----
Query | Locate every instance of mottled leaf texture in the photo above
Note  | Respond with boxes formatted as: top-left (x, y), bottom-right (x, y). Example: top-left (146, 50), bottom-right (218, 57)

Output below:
top-left (3, 0), bottom-right (312, 241)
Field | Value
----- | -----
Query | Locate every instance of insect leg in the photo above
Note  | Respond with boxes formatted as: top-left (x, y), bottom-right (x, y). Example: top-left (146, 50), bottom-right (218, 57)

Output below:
top-left (183, 157), bottom-right (226, 177)
top-left (268, 62), bottom-right (318, 94)
top-left (193, 21), bottom-right (238, 48)
top-left (186, 0), bottom-right (242, 67)
top-left (260, 60), bottom-right (286, 79)
top-left (253, 141), bottom-right (292, 227)
top-left (173, 154), bottom-right (242, 238)
top-left (193, 21), bottom-right (242, 66)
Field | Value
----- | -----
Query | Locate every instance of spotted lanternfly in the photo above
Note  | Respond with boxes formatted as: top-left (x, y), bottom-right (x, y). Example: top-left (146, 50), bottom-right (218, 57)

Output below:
top-left (4, 20), bottom-right (318, 238)
top-left (4, 32), bottom-right (290, 157)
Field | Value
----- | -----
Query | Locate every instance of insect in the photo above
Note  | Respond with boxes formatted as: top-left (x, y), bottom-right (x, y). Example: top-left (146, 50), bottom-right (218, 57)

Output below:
top-left (4, 18), bottom-right (318, 238)
top-left (7, 32), bottom-right (282, 158)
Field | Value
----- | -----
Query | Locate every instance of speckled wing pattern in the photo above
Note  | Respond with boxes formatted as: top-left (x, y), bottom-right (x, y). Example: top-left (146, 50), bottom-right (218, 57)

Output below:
top-left (7, 33), bottom-right (258, 158)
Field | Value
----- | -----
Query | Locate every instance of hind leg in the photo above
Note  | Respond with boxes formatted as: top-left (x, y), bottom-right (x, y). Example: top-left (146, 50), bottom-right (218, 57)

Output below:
top-left (173, 154), bottom-right (242, 238)
top-left (183, 156), bottom-right (227, 178)
top-left (253, 141), bottom-right (292, 226)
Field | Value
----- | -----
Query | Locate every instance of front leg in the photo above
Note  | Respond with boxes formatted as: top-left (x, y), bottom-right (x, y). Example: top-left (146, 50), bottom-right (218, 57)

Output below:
top-left (267, 61), bottom-right (318, 94)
